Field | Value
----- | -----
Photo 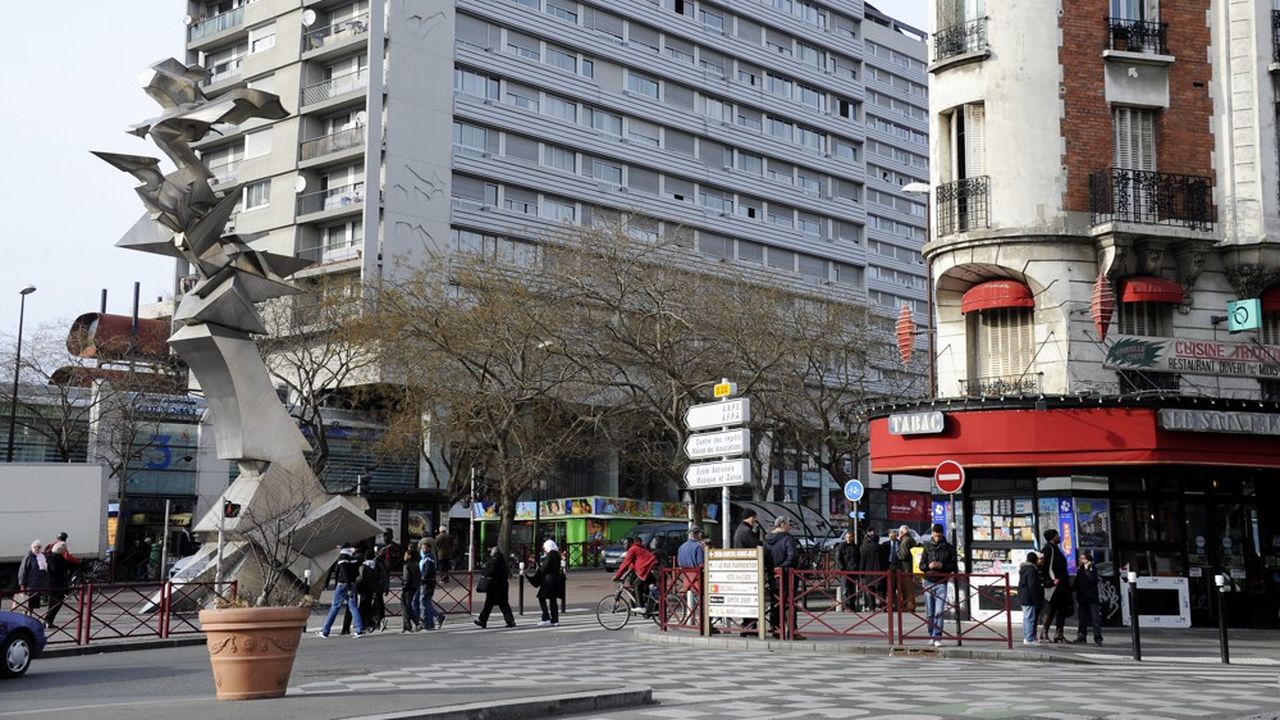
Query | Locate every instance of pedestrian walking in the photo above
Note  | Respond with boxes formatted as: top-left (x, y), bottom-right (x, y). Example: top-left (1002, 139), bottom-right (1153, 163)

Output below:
top-left (419, 540), bottom-right (444, 630)
top-left (764, 516), bottom-right (804, 640)
top-left (316, 543), bottom-right (364, 638)
top-left (355, 550), bottom-right (379, 634)
top-left (401, 546), bottom-right (421, 633)
top-left (17, 540), bottom-right (48, 615)
top-left (536, 539), bottom-right (564, 626)
top-left (918, 523), bottom-right (958, 647)
top-left (1073, 552), bottom-right (1103, 646)
top-left (896, 525), bottom-right (918, 611)
top-left (858, 528), bottom-right (886, 611)
top-left (834, 530), bottom-right (860, 611)
top-left (474, 546), bottom-right (516, 628)
top-left (1017, 551), bottom-right (1042, 644)
top-left (435, 527), bottom-right (454, 583)
top-left (371, 545), bottom-right (391, 631)
top-left (1039, 529), bottom-right (1071, 643)
top-left (43, 541), bottom-right (72, 629)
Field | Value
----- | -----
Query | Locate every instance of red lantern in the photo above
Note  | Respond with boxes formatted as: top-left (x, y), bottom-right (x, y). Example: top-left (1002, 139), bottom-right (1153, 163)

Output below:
top-left (1092, 273), bottom-right (1115, 342)
top-left (895, 304), bottom-right (914, 364)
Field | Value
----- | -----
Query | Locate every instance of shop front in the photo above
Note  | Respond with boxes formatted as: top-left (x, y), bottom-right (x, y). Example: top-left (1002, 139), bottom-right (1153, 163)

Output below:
top-left (472, 496), bottom-right (719, 550)
top-left (870, 399), bottom-right (1280, 628)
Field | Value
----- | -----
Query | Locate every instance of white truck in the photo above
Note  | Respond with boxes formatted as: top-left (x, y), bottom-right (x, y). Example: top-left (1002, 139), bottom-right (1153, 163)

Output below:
top-left (0, 464), bottom-right (109, 590)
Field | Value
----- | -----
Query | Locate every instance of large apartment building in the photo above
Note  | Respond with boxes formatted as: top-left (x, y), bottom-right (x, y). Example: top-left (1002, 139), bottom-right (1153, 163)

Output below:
top-left (870, 0), bottom-right (1280, 629)
top-left (181, 0), bottom-right (928, 525)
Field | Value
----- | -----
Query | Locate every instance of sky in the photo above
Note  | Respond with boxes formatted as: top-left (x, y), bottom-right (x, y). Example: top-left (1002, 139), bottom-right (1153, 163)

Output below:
top-left (0, 0), bottom-right (928, 340)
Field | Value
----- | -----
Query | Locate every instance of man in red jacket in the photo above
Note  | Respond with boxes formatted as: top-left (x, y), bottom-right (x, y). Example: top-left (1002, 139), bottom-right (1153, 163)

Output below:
top-left (612, 537), bottom-right (658, 614)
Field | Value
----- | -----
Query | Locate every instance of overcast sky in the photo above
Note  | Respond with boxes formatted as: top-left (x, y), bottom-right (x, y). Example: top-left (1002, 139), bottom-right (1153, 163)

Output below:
top-left (0, 0), bottom-right (928, 340)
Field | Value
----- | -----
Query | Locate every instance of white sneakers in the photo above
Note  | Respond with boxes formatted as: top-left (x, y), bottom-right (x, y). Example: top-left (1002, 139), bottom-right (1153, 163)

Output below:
top-left (314, 631), bottom-right (328, 639)
top-left (537, 620), bottom-right (552, 627)
top-left (931, 639), bottom-right (943, 648)
top-left (1024, 639), bottom-right (1037, 645)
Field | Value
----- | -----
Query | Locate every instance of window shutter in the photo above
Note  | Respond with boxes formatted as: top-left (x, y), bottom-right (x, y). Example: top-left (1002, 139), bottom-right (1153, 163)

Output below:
top-left (976, 308), bottom-right (1033, 379)
top-left (1113, 108), bottom-right (1155, 171)
top-left (963, 104), bottom-right (985, 178)
top-left (1113, 107), bottom-right (1132, 169)
top-left (1137, 110), bottom-right (1155, 171)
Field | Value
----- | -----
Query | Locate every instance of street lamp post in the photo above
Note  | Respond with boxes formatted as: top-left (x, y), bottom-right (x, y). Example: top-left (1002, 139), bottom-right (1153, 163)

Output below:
top-left (901, 184), bottom-right (935, 397)
top-left (5, 285), bottom-right (36, 463)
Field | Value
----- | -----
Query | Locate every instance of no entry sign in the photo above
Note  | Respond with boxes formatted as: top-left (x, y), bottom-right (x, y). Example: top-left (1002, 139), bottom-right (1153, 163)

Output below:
top-left (934, 460), bottom-right (965, 494)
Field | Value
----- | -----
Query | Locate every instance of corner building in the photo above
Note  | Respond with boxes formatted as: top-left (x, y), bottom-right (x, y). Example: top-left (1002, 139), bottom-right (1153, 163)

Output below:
top-left (868, 0), bottom-right (1280, 628)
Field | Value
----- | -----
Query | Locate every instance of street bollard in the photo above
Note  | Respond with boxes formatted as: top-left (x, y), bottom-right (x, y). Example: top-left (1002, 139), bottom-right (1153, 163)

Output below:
top-left (1127, 571), bottom-right (1142, 662)
top-left (1215, 574), bottom-right (1230, 665)
top-left (518, 561), bottom-right (525, 616)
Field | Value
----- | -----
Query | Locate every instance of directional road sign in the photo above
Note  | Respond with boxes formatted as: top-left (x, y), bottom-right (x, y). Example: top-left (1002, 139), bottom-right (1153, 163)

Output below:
top-left (684, 398), bottom-right (751, 431)
top-left (843, 479), bottom-right (865, 503)
top-left (684, 458), bottom-right (750, 489)
top-left (684, 429), bottom-right (750, 460)
top-left (934, 459), bottom-right (965, 494)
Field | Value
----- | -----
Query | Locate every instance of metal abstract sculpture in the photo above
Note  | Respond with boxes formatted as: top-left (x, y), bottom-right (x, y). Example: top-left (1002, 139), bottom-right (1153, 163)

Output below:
top-left (95, 59), bottom-right (379, 591)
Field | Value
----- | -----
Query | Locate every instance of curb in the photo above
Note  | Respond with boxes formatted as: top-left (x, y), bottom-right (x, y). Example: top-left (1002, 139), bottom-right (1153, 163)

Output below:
top-left (343, 685), bottom-right (654, 720)
top-left (631, 627), bottom-right (1097, 665)
top-left (41, 636), bottom-right (208, 659)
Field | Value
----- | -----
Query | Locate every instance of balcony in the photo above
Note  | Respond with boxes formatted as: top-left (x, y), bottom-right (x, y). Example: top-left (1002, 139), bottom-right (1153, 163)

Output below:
top-left (301, 68), bottom-right (369, 107)
top-left (1089, 168), bottom-right (1215, 231)
top-left (932, 18), bottom-right (988, 64)
top-left (1117, 369), bottom-right (1180, 394)
top-left (297, 240), bottom-right (362, 265)
top-left (188, 6), bottom-right (245, 43)
top-left (297, 183), bottom-right (365, 217)
top-left (201, 58), bottom-right (244, 89)
top-left (207, 161), bottom-right (240, 186)
top-left (958, 373), bottom-right (1043, 398)
top-left (936, 176), bottom-right (990, 236)
top-left (302, 13), bottom-right (370, 53)
top-left (1106, 17), bottom-right (1168, 55)
top-left (300, 126), bottom-right (366, 161)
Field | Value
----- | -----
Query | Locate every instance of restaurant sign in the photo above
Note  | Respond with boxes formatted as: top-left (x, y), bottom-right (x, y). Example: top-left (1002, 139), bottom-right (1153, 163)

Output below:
top-left (1104, 335), bottom-right (1280, 380)
top-left (1158, 409), bottom-right (1280, 436)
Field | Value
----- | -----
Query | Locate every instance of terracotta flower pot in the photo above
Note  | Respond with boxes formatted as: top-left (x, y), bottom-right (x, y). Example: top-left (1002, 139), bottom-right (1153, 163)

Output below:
top-left (198, 606), bottom-right (310, 701)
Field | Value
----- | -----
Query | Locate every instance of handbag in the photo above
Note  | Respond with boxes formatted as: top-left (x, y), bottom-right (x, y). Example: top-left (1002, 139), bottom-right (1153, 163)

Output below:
top-left (476, 576), bottom-right (491, 593)
top-left (525, 565), bottom-right (544, 588)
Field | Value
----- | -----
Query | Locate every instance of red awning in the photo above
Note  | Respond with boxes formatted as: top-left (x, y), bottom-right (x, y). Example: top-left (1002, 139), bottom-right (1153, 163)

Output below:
top-left (960, 280), bottom-right (1035, 314)
top-left (1119, 276), bottom-right (1183, 304)
top-left (1262, 286), bottom-right (1280, 313)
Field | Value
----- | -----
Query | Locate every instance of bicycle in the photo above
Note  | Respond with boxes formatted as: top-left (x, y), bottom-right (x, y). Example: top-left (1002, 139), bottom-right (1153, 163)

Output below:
top-left (595, 579), bottom-right (679, 631)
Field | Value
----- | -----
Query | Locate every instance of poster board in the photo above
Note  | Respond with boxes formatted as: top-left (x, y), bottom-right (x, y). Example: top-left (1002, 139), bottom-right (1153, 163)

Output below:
top-left (704, 547), bottom-right (765, 639)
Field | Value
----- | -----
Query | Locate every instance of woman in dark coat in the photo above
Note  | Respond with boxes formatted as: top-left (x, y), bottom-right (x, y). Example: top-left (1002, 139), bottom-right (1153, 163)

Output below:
top-left (537, 539), bottom-right (565, 626)
top-left (474, 546), bottom-right (516, 629)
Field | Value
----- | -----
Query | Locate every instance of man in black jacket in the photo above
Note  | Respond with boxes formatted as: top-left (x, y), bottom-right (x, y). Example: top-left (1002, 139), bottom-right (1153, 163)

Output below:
top-left (1040, 529), bottom-right (1071, 643)
top-left (1017, 551), bottom-right (1041, 644)
top-left (918, 523), bottom-right (957, 647)
top-left (1073, 552), bottom-right (1103, 645)
top-left (858, 529), bottom-right (886, 611)
top-left (316, 544), bottom-right (364, 638)
top-left (834, 530), bottom-right (860, 611)
top-left (764, 516), bottom-right (804, 639)
top-left (732, 510), bottom-right (762, 549)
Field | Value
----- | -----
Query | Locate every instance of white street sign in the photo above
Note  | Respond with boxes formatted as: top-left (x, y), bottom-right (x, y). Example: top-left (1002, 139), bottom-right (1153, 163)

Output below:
top-left (684, 398), bottom-right (751, 431)
top-left (684, 429), bottom-right (750, 460)
top-left (683, 459), bottom-right (750, 489)
top-left (705, 548), bottom-right (764, 623)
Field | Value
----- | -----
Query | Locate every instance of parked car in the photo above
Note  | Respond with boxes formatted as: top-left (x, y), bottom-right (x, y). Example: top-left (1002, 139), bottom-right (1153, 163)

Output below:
top-left (601, 523), bottom-right (692, 571)
top-left (0, 610), bottom-right (46, 678)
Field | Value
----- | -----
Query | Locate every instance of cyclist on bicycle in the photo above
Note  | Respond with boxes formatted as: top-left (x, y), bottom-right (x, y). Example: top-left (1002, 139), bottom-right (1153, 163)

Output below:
top-left (611, 537), bottom-right (658, 615)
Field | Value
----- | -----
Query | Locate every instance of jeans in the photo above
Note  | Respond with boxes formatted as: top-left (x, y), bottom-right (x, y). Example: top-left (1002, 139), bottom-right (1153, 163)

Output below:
top-left (924, 579), bottom-right (948, 639)
top-left (403, 587), bottom-right (420, 630)
top-left (421, 584), bottom-right (439, 628)
top-left (322, 583), bottom-right (362, 635)
top-left (1076, 600), bottom-right (1102, 642)
top-left (1022, 604), bottom-right (1038, 642)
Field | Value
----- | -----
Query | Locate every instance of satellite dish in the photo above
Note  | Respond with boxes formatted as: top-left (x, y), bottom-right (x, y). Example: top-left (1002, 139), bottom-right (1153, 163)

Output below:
top-left (183, 14), bottom-right (195, 26)
top-left (354, 110), bottom-right (368, 126)
top-left (301, 9), bottom-right (317, 27)
top-left (294, 176), bottom-right (308, 193)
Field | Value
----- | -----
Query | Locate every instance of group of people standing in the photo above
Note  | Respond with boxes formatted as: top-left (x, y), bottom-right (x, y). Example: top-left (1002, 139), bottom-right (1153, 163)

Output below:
top-left (16, 533), bottom-right (80, 629)
top-left (834, 524), bottom-right (918, 612)
top-left (1017, 528), bottom-right (1104, 646)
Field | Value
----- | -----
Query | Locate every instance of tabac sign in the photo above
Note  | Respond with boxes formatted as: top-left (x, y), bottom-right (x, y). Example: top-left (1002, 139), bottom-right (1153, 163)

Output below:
top-left (1104, 335), bottom-right (1280, 380)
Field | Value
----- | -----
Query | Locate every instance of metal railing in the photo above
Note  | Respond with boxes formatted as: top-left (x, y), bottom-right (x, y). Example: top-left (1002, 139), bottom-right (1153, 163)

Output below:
top-left (1089, 168), bottom-right (1215, 230)
top-left (1117, 369), bottom-right (1181, 393)
top-left (302, 68), bottom-right (369, 106)
top-left (936, 176), bottom-right (990, 235)
top-left (296, 241), bottom-right (361, 265)
top-left (300, 125), bottom-right (366, 161)
top-left (188, 6), bottom-right (245, 42)
top-left (958, 372), bottom-right (1043, 397)
top-left (933, 18), bottom-right (988, 62)
top-left (296, 183), bottom-right (365, 215)
top-left (1107, 17), bottom-right (1169, 55)
top-left (303, 13), bottom-right (371, 52)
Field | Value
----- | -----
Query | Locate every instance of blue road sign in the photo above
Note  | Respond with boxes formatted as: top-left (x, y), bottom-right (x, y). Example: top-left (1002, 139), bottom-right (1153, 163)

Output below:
top-left (843, 479), bottom-right (865, 503)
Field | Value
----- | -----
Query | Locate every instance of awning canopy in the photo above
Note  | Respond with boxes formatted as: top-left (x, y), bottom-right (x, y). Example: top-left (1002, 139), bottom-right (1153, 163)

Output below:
top-left (1262, 286), bottom-right (1280, 313)
top-left (1119, 276), bottom-right (1183, 304)
top-left (960, 280), bottom-right (1035, 314)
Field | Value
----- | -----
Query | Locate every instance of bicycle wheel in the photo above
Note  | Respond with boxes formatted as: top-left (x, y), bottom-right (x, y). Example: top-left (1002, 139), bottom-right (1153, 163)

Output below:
top-left (596, 592), bottom-right (632, 631)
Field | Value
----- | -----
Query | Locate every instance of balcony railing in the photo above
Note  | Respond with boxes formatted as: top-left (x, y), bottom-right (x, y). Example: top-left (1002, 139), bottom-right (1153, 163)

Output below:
top-left (201, 59), bottom-right (243, 87)
top-left (302, 68), bottom-right (369, 106)
top-left (1273, 10), bottom-right (1280, 64)
top-left (933, 18), bottom-right (988, 62)
top-left (303, 13), bottom-right (371, 52)
top-left (1106, 17), bottom-right (1168, 55)
top-left (188, 6), bottom-right (245, 42)
top-left (297, 183), bottom-right (365, 216)
top-left (1089, 168), bottom-right (1215, 230)
top-left (301, 126), bottom-right (366, 161)
top-left (936, 176), bottom-right (990, 235)
top-left (958, 373), bottom-right (1043, 398)
top-left (297, 241), bottom-right (362, 264)
top-left (1117, 370), bottom-right (1180, 393)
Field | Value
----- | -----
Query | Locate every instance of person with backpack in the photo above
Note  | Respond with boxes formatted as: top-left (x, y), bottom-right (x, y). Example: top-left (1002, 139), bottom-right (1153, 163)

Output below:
top-left (401, 546), bottom-right (421, 633)
top-left (316, 543), bottom-right (364, 638)
top-left (764, 516), bottom-right (804, 640)
top-left (419, 540), bottom-right (444, 630)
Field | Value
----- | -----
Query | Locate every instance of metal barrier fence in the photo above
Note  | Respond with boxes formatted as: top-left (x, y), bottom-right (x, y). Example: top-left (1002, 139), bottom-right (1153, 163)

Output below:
top-left (657, 570), bottom-right (1012, 649)
top-left (378, 573), bottom-right (475, 622)
top-left (2, 581), bottom-right (237, 646)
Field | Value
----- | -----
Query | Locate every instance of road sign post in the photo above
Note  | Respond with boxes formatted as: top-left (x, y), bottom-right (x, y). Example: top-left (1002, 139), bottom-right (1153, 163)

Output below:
top-left (843, 479), bottom-right (864, 534)
top-left (682, 380), bottom-right (752, 551)
top-left (934, 460), bottom-right (966, 638)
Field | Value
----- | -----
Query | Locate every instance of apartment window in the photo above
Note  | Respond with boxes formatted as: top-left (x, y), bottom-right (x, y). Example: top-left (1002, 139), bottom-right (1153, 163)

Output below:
top-left (704, 97), bottom-right (729, 123)
top-left (738, 66), bottom-right (761, 87)
top-left (700, 8), bottom-right (725, 32)
top-left (834, 262), bottom-right (863, 287)
top-left (454, 68), bottom-right (499, 99)
top-left (587, 107), bottom-right (623, 136)
top-left (798, 86), bottom-right (823, 111)
top-left (767, 205), bottom-right (794, 228)
top-left (1263, 306), bottom-right (1280, 346)
top-left (699, 233), bottom-right (732, 259)
top-left (700, 55), bottom-right (726, 78)
top-left (507, 32), bottom-right (540, 60)
top-left (1114, 107), bottom-right (1156, 171)
top-left (699, 189), bottom-right (730, 213)
top-left (244, 179), bottom-right (270, 210)
top-left (581, 58), bottom-right (594, 77)
top-left (768, 117), bottom-right (793, 142)
top-left (970, 307), bottom-right (1035, 382)
top-left (249, 24), bottom-right (276, 53)
top-left (505, 84), bottom-right (539, 111)
top-left (798, 43), bottom-right (822, 68)
top-left (546, 45), bottom-right (577, 72)
top-left (944, 103), bottom-right (986, 181)
top-left (798, 254), bottom-right (826, 281)
top-left (1117, 301), bottom-right (1172, 337)
top-left (452, 122), bottom-right (487, 154)
top-left (543, 145), bottom-right (575, 172)
top-left (627, 119), bottom-right (660, 147)
top-left (545, 94), bottom-right (577, 122)
top-left (735, 151), bottom-right (763, 175)
top-left (504, 189), bottom-right (538, 215)
top-left (546, 0), bottom-right (578, 23)
top-left (797, 172), bottom-right (820, 195)
top-left (544, 196), bottom-right (577, 222)
top-left (797, 215), bottom-right (821, 237)
top-left (630, 25), bottom-right (660, 53)
top-left (767, 247), bottom-right (796, 271)
top-left (514, 0), bottom-right (539, 7)
top-left (767, 40), bottom-right (793, 57)
top-left (244, 127), bottom-right (272, 158)
top-left (1110, 0), bottom-right (1148, 21)
top-left (766, 75), bottom-right (793, 99)
top-left (628, 72), bottom-right (660, 98)
top-left (666, 38), bottom-right (695, 63)
top-left (738, 240), bottom-right (764, 263)
top-left (767, 162), bottom-right (794, 185)
top-left (736, 108), bottom-right (763, 132)
top-left (627, 214), bottom-right (660, 242)
top-left (797, 127), bottom-right (824, 152)
top-left (592, 159), bottom-right (623, 185)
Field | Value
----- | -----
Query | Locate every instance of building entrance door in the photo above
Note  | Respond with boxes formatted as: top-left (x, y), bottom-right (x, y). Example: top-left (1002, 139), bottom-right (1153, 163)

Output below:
top-left (1185, 498), bottom-right (1263, 627)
